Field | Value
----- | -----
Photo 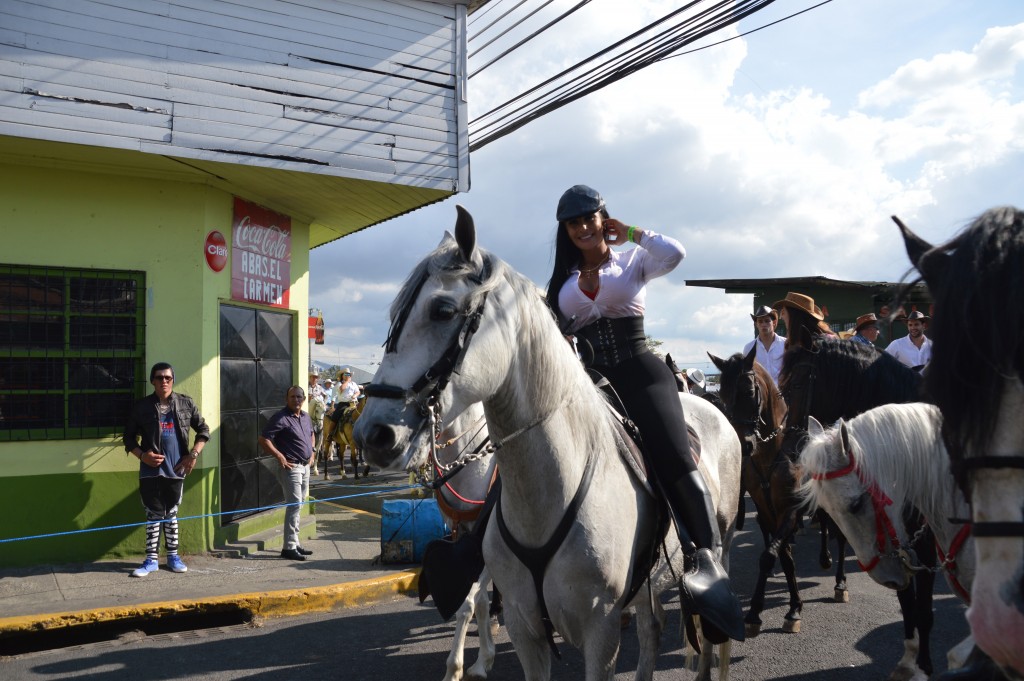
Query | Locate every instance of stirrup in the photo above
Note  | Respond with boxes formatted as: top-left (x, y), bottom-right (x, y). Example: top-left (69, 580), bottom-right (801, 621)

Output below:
top-left (679, 548), bottom-right (745, 643)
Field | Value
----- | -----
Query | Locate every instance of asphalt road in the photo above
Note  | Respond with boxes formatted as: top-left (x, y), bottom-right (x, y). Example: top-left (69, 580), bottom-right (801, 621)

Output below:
top-left (3, 498), bottom-right (970, 680)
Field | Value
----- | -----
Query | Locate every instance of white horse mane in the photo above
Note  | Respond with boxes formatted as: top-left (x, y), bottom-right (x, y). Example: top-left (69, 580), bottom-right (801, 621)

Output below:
top-left (799, 402), bottom-right (955, 522)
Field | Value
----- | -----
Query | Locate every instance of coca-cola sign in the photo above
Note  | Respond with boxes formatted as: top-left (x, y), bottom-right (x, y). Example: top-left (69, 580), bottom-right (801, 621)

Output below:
top-left (204, 230), bottom-right (227, 272)
top-left (231, 198), bottom-right (291, 308)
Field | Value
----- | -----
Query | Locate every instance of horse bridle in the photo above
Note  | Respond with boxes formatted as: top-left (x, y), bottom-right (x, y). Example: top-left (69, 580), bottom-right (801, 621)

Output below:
top-left (952, 455), bottom-right (1024, 538)
top-left (811, 444), bottom-right (918, 573)
top-left (362, 262), bottom-right (572, 483)
top-left (363, 265), bottom-right (490, 480)
top-left (737, 370), bottom-right (784, 444)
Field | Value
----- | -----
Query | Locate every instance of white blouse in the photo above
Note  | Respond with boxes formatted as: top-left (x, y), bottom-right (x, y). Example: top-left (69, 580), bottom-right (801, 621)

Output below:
top-left (558, 230), bottom-right (685, 333)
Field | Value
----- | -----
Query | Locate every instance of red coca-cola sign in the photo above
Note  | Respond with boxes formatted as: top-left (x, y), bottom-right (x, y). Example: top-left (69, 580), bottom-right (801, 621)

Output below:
top-left (204, 230), bottom-right (228, 272)
top-left (231, 198), bottom-right (291, 308)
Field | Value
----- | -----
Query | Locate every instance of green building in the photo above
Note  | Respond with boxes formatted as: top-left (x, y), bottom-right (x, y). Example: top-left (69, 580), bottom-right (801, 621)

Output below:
top-left (0, 0), bottom-right (478, 567)
top-left (687, 276), bottom-right (933, 346)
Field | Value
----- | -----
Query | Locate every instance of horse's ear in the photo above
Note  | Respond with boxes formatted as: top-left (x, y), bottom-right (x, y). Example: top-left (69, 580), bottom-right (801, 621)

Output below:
top-left (742, 345), bottom-right (756, 371)
top-left (707, 352), bottom-right (727, 372)
top-left (454, 205), bottom-right (476, 263)
top-left (892, 216), bottom-right (933, 270)
top-left (807, 415), bottom-right (825, 437)
top-left (917, 243), bottom-right (952, 288)
top-left (666, 353), bottom-right (680, 372)
top-left (438, 230), bottom-right (456, 248)
top-left (839, 419), bottom-right (852, 458)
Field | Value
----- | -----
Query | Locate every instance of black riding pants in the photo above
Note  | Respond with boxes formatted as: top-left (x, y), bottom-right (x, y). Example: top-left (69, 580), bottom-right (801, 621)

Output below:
top-left (596, 350), bottom-right (697, 484)
top-left (595, 349), bottom-right (724, 553)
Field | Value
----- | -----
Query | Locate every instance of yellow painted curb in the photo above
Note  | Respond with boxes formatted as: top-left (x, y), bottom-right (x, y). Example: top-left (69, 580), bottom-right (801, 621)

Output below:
top-left (0, 569), bottom-right (420, 638)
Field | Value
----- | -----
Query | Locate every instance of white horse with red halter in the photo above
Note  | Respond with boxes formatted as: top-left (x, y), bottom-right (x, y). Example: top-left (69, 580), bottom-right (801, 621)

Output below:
top-left (799, 403), bottom-right (981, 679)
top-left (354, 207), bottom-right (742, 681)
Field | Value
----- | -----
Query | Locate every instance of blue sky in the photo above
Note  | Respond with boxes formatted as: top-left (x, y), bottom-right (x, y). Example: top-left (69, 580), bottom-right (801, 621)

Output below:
top-left (311, 0), bottom-right (1023, 374)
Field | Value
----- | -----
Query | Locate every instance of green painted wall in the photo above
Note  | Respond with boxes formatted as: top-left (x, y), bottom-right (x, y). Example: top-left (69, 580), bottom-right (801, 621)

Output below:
top-left (0, 160), bottom-right (311, 567)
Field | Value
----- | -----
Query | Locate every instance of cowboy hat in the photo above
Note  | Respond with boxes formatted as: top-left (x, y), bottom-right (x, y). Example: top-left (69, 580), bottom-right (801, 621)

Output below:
top-left (905, 310), bottom-right (930, 322)
top-left (854, 313), bottom-right (879, 332)
top-left (772, 292), bottom-right (824, 320)
top-left (749, 305), bottom-right (778, 322)
top-left (685, 368), bottom-right (707, 390)
top-left (308, 367), bottom-right (319, 377)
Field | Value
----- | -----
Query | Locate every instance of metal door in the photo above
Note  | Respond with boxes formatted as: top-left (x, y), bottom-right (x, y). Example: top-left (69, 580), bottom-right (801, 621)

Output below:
top-left (219, 304), bottom-right (293, 523)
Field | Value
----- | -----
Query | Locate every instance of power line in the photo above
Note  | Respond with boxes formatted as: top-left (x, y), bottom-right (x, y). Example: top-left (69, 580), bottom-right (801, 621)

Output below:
top-left (469, 0), bottom-right (776, 149)
top-left (467, 0), bottom-right (834, 151)
top-left (471, 0), bottom-right (591, 68)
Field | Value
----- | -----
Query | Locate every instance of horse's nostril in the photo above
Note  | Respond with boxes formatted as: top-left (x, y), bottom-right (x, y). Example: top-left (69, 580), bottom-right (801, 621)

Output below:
top-left (365, 423), bottom-right (397, 451)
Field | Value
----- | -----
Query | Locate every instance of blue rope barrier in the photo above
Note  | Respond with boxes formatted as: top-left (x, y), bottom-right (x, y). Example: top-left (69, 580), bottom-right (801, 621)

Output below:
top-left (0, 483), bottom-right (423, 545)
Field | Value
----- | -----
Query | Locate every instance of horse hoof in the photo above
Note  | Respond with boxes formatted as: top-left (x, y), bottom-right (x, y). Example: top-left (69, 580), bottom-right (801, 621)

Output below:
top-left (744, 622), bottom-right (761, 638)
top-left (783, 618), bottom-right (801, 633)
top-left (834, 588), bottom-right (849, 603)
top-left (363, 465), bottom-right (371, 476)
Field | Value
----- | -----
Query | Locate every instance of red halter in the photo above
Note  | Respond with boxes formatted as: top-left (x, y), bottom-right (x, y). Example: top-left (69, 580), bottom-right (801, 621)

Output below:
top-left (934, 523), bottom-right (972, 603)
top-left (811, 445), bottom-right (901, 572)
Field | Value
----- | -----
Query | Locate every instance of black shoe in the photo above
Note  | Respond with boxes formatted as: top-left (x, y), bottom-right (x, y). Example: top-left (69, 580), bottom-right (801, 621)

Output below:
top-left (280, 548), bottom-right (306, 561)
top-left (679, 548), bottom-right (745, 642)
top-left (295, 546), bottom-right (313, 556)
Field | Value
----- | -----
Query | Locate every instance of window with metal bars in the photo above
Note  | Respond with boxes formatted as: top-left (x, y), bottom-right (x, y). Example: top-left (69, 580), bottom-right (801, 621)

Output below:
top-left (0, 265), bottom-right (146, 441)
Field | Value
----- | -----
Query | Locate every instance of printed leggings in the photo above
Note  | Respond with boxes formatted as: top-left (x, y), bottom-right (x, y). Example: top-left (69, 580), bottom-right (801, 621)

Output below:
top-left (139, 477), bottom-right (184, 558)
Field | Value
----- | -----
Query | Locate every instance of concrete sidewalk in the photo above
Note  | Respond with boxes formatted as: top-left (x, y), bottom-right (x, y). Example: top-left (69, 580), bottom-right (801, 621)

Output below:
top-left (0, 471), bottom-right (432, 651)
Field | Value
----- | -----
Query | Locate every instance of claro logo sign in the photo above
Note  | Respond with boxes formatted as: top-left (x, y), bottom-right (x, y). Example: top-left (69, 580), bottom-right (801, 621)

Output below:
top-left (205, 230), bottom-right (228, 272)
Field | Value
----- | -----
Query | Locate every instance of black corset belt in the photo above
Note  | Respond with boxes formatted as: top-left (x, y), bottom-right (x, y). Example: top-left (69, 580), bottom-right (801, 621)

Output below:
top-left (574, 316), bottom-right (647, 368)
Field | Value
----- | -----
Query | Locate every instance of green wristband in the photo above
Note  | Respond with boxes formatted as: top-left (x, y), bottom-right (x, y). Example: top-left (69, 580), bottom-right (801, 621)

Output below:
top-left (627, 225), bottom-right (636, 243)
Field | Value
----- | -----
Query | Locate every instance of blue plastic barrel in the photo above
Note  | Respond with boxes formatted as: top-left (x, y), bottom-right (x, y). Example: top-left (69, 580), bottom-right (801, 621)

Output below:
top-left (380, 498), bottom-right (450, 564)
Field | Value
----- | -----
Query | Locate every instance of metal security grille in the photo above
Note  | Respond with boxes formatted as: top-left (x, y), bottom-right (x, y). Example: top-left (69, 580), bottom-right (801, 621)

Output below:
top-left (0, 264), bottom-right (146, 441)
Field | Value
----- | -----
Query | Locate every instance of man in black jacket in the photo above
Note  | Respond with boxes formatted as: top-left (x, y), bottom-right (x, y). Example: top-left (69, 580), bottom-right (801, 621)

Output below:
top-left (123, 362), bottom-right (210, 577)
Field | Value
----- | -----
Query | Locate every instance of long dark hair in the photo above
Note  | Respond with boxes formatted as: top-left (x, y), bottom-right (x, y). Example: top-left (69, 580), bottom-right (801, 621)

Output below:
top-left (544, 208), bottom-right (610, 324)
top-left (784, 307), bottom-right (824, 351)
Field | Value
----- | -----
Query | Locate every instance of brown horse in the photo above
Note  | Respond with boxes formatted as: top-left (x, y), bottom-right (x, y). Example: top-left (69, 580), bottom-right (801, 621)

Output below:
top-left (710, 347), bottom-right (803, 637)
top-left (323, 399), bottom-right (368, 479)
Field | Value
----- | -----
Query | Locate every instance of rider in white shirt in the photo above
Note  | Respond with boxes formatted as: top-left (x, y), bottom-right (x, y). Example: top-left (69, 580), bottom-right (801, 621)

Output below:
top-left (742, 305), bottom-right (786, 386)
top-left (885, 310), bottom-right (932, 371)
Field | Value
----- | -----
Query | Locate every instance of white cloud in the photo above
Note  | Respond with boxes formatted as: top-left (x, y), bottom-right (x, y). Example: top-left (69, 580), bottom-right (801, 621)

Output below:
top-left (311, 7), bottom-right (1024, 375)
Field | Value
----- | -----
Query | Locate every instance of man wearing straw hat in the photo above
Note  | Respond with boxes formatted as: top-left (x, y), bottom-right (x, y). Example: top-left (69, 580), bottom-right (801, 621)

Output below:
top-left (850, 313), bottom-right (881, 346)
top-left (743, 305), bottom-right (786, 386)
top-left (885, 310), bottom-right (932, 370)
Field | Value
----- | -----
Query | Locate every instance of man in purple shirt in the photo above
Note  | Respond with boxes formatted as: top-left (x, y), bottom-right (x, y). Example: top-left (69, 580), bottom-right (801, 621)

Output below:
top-left (260, 385), bottom-right (315, 561)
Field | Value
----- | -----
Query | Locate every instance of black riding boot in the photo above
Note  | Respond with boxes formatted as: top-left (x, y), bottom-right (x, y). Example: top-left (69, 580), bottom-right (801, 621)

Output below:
top-left (664, 470), bottom-right (745, 643)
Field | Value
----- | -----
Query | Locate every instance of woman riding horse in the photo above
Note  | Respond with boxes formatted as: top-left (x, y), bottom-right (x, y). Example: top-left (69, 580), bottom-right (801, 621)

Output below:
top-left (544, 184), bottom-right (744, 642)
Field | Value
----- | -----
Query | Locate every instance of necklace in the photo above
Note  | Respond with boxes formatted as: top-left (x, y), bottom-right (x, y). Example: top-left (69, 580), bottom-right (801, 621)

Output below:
top-left (578, 252), bottom-right (610, 275)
